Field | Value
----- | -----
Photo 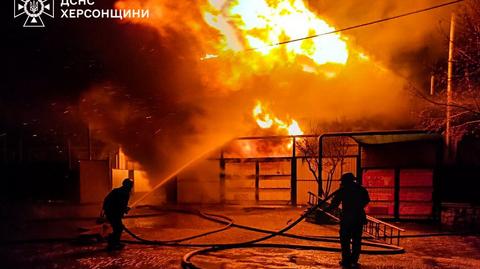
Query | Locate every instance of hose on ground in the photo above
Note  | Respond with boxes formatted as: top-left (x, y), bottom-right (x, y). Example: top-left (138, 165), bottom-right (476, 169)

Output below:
top-left (121, 190), bottom-right (404, 268)
top-left (123, 211), bottom-right (402, 250)
top-left (177, 190), bottom-right (403, 268)
top-left (123, 209), bottom-right (234, 244)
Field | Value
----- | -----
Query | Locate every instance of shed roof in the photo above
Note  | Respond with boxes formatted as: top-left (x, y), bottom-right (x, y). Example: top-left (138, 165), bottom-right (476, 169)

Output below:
top-left (351, 133), bottom-right (442, 145)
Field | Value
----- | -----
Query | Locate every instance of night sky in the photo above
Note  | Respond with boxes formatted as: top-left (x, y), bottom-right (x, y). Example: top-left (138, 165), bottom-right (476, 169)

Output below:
top-left (5, 1), bottom-right (135, 120)
top-left (2, 0), bottom-right (219, 181)
top-left (3, 0), bottom-right (183, 157)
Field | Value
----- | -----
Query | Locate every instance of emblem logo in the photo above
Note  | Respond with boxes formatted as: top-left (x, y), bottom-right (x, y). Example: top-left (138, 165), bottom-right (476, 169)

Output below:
top-left (14, 0), bottom-right (54, 27)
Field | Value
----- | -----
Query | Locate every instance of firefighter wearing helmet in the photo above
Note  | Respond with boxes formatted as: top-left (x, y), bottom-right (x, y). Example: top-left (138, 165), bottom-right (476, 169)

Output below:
top-left (326, 173), bottom-right (370, 268)
top-left (102, 178), bottom-right (134, 250)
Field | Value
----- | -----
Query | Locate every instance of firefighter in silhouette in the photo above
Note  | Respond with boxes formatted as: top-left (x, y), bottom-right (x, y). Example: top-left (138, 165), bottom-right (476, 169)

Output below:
top-left (102, 178), bottom-right (133, 250)
top-left (326, 173), bottom-right (370, 268)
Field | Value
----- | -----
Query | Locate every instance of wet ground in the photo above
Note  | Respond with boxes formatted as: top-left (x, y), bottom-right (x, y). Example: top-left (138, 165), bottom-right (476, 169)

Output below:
top-left (1, 206), bottom-right (480, 268)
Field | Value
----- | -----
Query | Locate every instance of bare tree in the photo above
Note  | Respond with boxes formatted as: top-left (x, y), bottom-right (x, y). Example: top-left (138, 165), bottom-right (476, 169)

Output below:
top-left (414, 1), bottom-right (480, 141)
top-left (296, 123), bottom-right (351, 198)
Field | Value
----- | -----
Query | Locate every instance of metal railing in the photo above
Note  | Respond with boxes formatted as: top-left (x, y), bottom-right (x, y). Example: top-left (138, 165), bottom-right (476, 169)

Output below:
top-left (307, 191), bottom-right (405, 245)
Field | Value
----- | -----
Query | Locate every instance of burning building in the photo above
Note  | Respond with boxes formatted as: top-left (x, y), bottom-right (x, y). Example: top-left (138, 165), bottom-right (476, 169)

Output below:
top-left (90, 0), bottom-right (434, 185)
top-left (70, 0), bottom-right (461, 214)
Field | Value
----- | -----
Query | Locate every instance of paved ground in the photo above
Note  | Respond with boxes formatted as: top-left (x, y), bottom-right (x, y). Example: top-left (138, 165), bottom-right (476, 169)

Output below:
top-left (1, 206), bottom-right (480, 268)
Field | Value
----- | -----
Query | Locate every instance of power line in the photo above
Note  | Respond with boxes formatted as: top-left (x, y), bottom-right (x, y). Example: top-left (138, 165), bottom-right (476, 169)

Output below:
top-left (248, 0), bottom-right (464, 51)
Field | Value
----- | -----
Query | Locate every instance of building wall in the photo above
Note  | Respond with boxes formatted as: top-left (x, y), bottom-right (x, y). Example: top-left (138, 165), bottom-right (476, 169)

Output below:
top-left (362, 141), bottom-right (437, 168)
top-left (79, 160), bottom-right (110, 204)
top-left (441, 203), bottom-right (480, 231)
top-left (177, 159), bottom-right (221, 204)
top-left (361, 141), bottom-right (439, 219)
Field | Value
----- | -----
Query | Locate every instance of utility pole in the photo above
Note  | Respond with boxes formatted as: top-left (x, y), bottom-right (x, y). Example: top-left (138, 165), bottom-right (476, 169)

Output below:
top-left (446, 13), bottom-right (455, 158)
top-left (430, 75), bottom-right (435, 96)
top-left (88, 123), bottom-right (92, 160)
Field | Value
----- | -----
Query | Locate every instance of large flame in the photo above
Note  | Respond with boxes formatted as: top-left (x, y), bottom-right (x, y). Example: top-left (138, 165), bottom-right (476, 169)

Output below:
top-left (253, 101), bottom-right (303, 136)
top-left (203, 0), bottom-right (348, 70)
top-left (204, 1), bottom-right (345, 137)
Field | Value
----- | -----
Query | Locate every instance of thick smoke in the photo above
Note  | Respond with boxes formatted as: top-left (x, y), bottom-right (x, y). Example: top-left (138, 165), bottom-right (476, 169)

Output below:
top-left (308, 0), bottom-right (458, 84)
top-left (79, 0), bottom-right (460, 183)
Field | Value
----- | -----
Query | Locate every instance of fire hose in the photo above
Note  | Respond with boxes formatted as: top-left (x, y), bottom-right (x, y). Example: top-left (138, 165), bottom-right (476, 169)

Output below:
top-left (121, 190), bottom-right (405, 269)
top-left (4, 196), bottom-right (473, 268)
